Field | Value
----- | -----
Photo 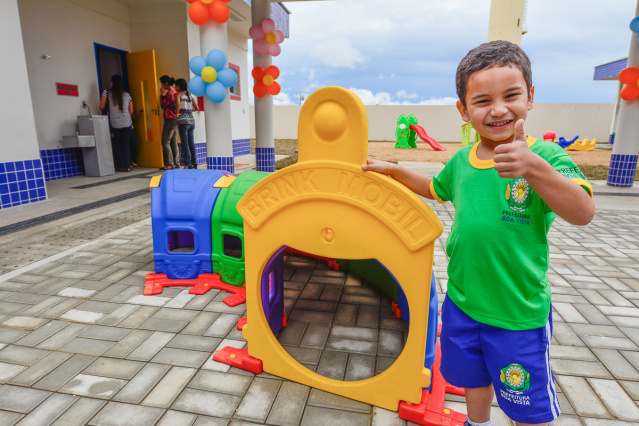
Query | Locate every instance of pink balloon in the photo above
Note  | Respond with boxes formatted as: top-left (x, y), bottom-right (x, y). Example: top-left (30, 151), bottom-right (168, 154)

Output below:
top-left (249, 25), bottom-right (265, 40)
top-left (261, 18), bottom-right (275, 33)
top-left (274, 29), bottom-right (285, 44)
top-left (254, 39), bottom-right (269, 55)
top-left (268, 44), bottom-right (281, 57)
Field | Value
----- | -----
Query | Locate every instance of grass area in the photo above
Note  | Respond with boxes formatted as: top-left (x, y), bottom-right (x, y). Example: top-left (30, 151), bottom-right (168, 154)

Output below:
top-left (577, 164), bottom-right (639, 181)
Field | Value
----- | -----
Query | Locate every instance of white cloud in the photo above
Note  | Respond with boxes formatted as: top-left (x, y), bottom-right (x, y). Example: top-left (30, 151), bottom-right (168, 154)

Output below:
top-left (396, 90), bottom-right (419, 100)
top-left (416, 97), bottom-right (458, 106)
top-left (273, 92), bottom-right (293, 106)
top-left (348, 88), bottom-right (393, 105)
top-left (311, 38), bottom-right (366, 69)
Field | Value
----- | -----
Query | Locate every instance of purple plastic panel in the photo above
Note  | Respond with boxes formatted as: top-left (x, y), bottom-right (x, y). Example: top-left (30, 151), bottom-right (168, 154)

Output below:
top-left (261, 246), bottom-right (286, 334)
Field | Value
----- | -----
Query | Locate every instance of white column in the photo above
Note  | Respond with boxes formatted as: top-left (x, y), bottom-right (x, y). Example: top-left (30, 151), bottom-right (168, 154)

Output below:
top-left (200, 22), bottom-right (234, 165)
top-left (252, 0), bottom-right (275, 171)
top-left (609, 81), bottom-right (621, 144)
top-left (608, 0), bottom-right (639, 186)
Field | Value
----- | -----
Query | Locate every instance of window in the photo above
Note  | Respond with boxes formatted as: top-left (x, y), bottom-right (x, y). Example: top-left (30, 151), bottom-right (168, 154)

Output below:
top-left (228, 63), bottom-right (241, 101)
top-left (168, 230), bottom-right (194, 253)
top-left (223, 234), bottom-right (243, 258)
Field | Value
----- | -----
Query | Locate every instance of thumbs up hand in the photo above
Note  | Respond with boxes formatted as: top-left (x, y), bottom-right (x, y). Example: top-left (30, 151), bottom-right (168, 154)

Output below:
top-left (493, 119), bottom-right (538, 179)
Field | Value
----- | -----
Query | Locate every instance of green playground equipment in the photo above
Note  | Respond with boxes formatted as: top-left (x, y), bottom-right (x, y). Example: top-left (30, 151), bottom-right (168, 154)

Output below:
top-left (395, 114), bottom-right (419, 149)
top-left (461, 122), bottom-right (480, 146)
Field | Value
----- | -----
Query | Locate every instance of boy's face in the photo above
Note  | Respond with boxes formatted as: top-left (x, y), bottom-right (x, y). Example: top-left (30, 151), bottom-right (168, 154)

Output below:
top-left (456, 65), bottom-right (534, 145)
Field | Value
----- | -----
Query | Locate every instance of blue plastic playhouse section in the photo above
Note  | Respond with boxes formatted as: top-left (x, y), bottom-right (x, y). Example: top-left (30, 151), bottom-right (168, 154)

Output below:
top-left (152, 169), bottom-right (227, 279)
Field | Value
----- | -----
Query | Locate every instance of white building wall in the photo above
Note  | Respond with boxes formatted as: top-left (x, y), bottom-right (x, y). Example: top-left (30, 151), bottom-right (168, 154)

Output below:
top-left (228, 30), bottom-right (250, 143)
top-left (0, 0), bottom-right (40, 163)
top-left (18, 0), bottom-right (131, 150)
top-left (253, 104), bottom-right (615, 143)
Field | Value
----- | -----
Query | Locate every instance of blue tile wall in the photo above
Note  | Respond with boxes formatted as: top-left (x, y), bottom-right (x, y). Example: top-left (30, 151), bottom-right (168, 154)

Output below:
top-left (0, 159), bottom-right (47, 209)
top-left (178, 142), bottom-right (207, 167)
top-left (207, 156), bottom-right (235, 174)
top-left (609, 133), bottom-right (615, 145)
top-left (256, 147), bottom-right (275, 172)
top-left (40, 148), bottom-right (84, 181)
top-left (233, 139), bottom-right (251, 157)
top-left (607, 154), bottom-right (637, 187)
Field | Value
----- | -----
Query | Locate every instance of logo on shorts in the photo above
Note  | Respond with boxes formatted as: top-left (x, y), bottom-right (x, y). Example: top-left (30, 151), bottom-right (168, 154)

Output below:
top-left (500, 363), bottom-right (530, 394)
top-left (505, 178), bottom-right (533, 213)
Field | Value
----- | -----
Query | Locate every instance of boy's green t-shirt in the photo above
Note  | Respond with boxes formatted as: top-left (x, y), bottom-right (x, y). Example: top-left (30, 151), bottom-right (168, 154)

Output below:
top-left (430, 137), bottom-right (592, 330)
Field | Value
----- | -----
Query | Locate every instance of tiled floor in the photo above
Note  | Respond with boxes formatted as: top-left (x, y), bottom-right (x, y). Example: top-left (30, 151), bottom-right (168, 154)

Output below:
top-left (0, 169), bottom-right (638, 425)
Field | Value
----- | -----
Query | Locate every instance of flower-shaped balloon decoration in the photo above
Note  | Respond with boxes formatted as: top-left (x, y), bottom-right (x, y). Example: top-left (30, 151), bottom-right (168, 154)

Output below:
top-left (249, 18), bottom-right (285, 56)
top-left (619, 67), bottom-right (639, 101)
top-left (189, 50), bottom-right (238, 103)
top-left (186, 0), bottom-right (231, 25)
top-left (630, 16), bottom-right (639, 34)
top-left (252, 66), bottom-right (281, 97)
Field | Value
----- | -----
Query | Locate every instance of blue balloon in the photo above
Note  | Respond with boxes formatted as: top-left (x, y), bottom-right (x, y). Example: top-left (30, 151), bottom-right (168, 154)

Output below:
top-left (189, 56), bottom-right (207, 76)
top-left (206, 49), bottom-right (227, 71)
top-left (630, 16), bottom-right (639, 34)
top-left (189, 76), bottom-right (206, 97)
top-left (206, 81), bottom-right (227, 103)
top-left (217, 68), bottom-right (238, 88)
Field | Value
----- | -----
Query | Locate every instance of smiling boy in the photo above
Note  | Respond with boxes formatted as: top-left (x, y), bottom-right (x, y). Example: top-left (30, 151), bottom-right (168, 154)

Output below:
top-left (363, 40), bottom-right (594, 425)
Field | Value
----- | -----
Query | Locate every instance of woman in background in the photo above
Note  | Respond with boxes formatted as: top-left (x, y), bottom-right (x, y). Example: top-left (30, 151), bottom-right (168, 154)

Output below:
top-left (99, 74), bottom-right (133, 172)
top-left (159, 75), bottom-right (179, 170)
top-left (175, 78), bottom-right (199, 169)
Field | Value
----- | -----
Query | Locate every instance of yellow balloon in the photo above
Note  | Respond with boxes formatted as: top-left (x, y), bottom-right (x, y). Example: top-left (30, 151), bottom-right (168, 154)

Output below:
top-left (263, 75), bottom-right (274, 86)
top-left (265, 32), bottom-right (277, 44)
top-left (201, 0), bottom-right (214, 4)
top-left (201, 66), bottom-right (217, 83)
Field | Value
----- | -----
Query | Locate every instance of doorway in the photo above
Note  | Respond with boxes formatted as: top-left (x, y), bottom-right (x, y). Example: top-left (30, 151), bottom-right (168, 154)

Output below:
top-left (94, 43), bottom-right (129, 95)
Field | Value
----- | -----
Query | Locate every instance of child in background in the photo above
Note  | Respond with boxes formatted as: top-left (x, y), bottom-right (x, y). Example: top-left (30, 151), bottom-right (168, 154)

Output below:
top-left (175, 78), bottom-right (199, 169)
top-left (363, 40), bottom-right (594, 425)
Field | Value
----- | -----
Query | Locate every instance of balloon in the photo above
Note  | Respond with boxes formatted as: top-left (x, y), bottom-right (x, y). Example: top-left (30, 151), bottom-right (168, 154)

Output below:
top-left (200, 0), bottom-right (213, 4)
top-left (185, 0), bottom-right (195, 3)
top-left (254, 83), bottom-right (267, 98)
top-left (206, 49), bottom-right (226, 70)
top-left (249, 25), bottom-right (265, 40)
top-left (217, 68), bottom-right (238, 88)
top-left (189, 56), bottom-right (207, 75)
top-left (254, 40), bottom-right (269, 56)
top-left (188, 76), bottom-right (206, 96)
top-left (631, 16), bottom-right (639, 34)
top-left (268, 81), bottom-right (281, 96)
top-left (268, 44), bottom-right (281, 57)
top-left (201, 66), bottom-right (217, 83)
top-left (262, 18), bottom-right (276, 33)
top-left (206, 81), bottom-right (227, 103)
top-left (252, 66), bottom-right (264, 80)
top-left (189, 1), bottom-right (209, 25)
top-left (210, 0), bottom-right (230, 24)
top-left (265, 66), bottom-right (280, 79)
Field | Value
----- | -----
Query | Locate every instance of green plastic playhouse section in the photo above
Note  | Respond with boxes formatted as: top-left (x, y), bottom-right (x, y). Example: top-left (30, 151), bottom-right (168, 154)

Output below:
top-left (395, 114), bottom-right (419, 149)
top-left (461, 122), bottom-right (481, 146)
top-left (338, 259), bottom-right (399, 301)
top-left (211, 171), bottom-right (270, 286)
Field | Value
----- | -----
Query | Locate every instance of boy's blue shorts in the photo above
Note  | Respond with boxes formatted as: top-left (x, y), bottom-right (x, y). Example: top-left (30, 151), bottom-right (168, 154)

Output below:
top-left (440, 296), bottom-right (560, 424)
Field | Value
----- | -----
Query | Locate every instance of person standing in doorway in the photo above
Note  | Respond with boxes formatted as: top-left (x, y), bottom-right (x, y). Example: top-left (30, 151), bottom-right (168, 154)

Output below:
top-left (100, 74), bottom-right (133, 172)
top-left (160, 75), bottom-right (179, 170)
top-left (175, 78), bottom-right (199, 169)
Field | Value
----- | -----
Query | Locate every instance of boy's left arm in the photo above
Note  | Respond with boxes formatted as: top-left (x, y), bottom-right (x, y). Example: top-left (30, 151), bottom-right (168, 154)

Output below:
top-left (494, 120), bottom-right (595, 226)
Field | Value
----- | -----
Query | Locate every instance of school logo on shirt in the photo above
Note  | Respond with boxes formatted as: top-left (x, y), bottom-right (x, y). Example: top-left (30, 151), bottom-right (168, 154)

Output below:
top-left (505, 178), bottom-right (533, 213)
top-left (500, 363), bottom-right (531, 394)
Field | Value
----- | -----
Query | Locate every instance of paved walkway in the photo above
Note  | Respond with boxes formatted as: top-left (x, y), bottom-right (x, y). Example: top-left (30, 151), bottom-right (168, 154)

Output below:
top-left (0, 164), bottom-right (638, 425)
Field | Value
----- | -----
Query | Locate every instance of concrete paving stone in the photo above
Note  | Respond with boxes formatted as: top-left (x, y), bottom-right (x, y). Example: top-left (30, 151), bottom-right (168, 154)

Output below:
top-left (598, 305), bottom-right (639, 318)
top-left (83, 357), bottom-right (144, 380)
top-left (9, 351), bottom-right (73, 386)
top-left (301, 406), bottom-right (371, 426)
top-left (619, 326), bottom-right (639, 347)
top-left (127, 331), bottom-right (175, 361)
top-left (60, 310), bottom-right (105, 324)
top-left (289, 309), bottom-right (333, 324)
top-left (164, 290), bottom-right (196, 309)
top-left (98, 329), bottom-right (150, 359)
top-left (36, 323), bottom-right (89, 350)
top-left (172, 388), bottom-right (241, 418)
top-left (75, 301), bottom-right (120, 314)
top-left (299, 283), bottom-right (324, 300)
top-left (0, 282), bottom-right (29, 292)
top-left (309, 274), bottom-right (345, 286)
top-left (57, 287), bottom-right (97, 298)
top-left (340, 294), bottom-right (380, 306)
top-left (0, 302), bottom-right (28, 315)
top-left (572, 303), bottom-right (614, 325)
top-left (345, 353), bottom-right (375, 381)
top-left (91, 284), bottom-right (130, 302)
top-left (189, 370), bottom-right (253, 395)
top-left (102, 268), bottom-right (137, 284)
top-left (343, 286), bottom-right (381, 298)
top-left (620, 380), bottom-right (639, 400)
top-left (0, 410), bottom-right (23, 426)
top-left (15, 393), bottom-right (77, 426)
top-left (181, 312), bottom-right (220, 336)
top-left (33, 354), bottom-right (95, 391)
top-left (582, 419), bottom-right (639, 426)
top-left (60, 373), bottom-right (127, 399)
top-left (290, 268), bottom-right (313, 283)
top-left (371, 406), bottom-right (405, 426)
top-left (9, 274), bottom-right (49, 284)
top-left (139, 317), bottom-right (189, 333)
top-left (284, 289), bottom-right (301, 300)
top-left (203, 301), bottom-right (246, 316)
top-left (284, 281), bottom-right (305, 291)
top-left (116, 306), bottom-right (159, 328)
top-left (72, 279), bottom-right (114, 291)
top-left (591, 348), bottom-right (639, 380)
top-left (275, 320), bottom-right (306, 346)
top-left (553, 293), bottom-right (590, 304)
top-left (265, 381), bottom-right (310, 425)
top-left (570, 323), bottom-right (626, 338)
top-left (113, 363), bottom-right (170, 404)
top-left (332, 303), bottom-right (358, 326)
top-left (89, 401), bottom-right (164, 426)
top-left (378, 329), bottom-right (404, 357)
top-left (380, 317), bottom-right (408, 331)
top-left (15, 320), bottom-right (68, 347)
top-left (299, 322), bottom-right (330, 348)
top-left (0, 384), bottom-right (51, 413)
top-left (108, 288), bottom-right (145, 305)
top-left (0, 362), bottom-right (26, 383)
top-left (330, 325), bottom-right (378, 342)
top-left (203, 313), bottom-right (241, 338)
top-left (598, 289), bottom-right (636, 307)
top-left (579, 335), bottom-right (638, 350)
top-left (78, 325), bottom-right (131, 342)
top-left (294, 299), bottom-right (337, 313)
top-left (1, 316), bottom-right (48, 330)
top-left (39, 298), bottom-right (83, 319)
top-left (3, 292), bottom-right (48, 304)
top-left (551, 359), bottom-right (612, 379)
top-left (553, 303), bottom-right (590, 324)
top-left (156, 410), bottom-right (197, 426)
top-left (355, 305), bottom-right (380, 329)
top-left (183, 292), bottom-right (219, 311)
top-left (0, 345), bottom-right (50, 366)
top-left (151, 348), bottom-right (210, 368)
top-left (556, 375), bottom-right (609, 418)
top-left (141, 366), bottom-right (196, 408)
top-left (319, 284), bottom-right (342, 302)
top-left (153, 307), bottom-right (199, 322)
top-left (316, 350), bottom-right (348, 380)
top-left (588, 378), bottom-right (639, 421)
top-left (307, 389), bottom-right (371, 413)
top-left (167, 334), bottom-right (220, 353)
top-left (553, 322), bottom-right (585, 346)
top-left (282, 345), bottom-right (321, 364)
top-left (234, 377), bottom-right (282, 423)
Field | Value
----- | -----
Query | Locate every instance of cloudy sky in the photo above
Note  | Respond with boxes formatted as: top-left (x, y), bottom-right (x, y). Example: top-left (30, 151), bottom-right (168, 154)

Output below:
top-left (251, 0), bottom-right (636, 105)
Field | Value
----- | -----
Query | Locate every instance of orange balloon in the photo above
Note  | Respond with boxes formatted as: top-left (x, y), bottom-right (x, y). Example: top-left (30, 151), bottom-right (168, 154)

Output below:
top-left (185, 0), bottom-right (195, 3)
top-left (268, 81), bottom-right (281, 96)
top-left (189, 1), bottom-right (209, 25)
top-left (252, 66), bottom-right (265, 80)
top-left (254, 83), bottom-right (267, 98)
top-left (265, 66), bottom-right (280, 79)
top-left (210, 1), bottom-right (230, 24)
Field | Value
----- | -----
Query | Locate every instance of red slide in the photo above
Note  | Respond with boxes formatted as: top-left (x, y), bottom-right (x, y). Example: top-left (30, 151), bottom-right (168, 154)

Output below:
top-left (410, 124), bottom-right (446, 151)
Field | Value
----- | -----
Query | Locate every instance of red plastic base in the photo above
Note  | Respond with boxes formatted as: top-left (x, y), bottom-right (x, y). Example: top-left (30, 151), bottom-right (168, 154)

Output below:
top-left (284, 248), bottom-right (341, 271)
top-left (399, 344), bottom-right (466, 426)
top-left (144, 272), bottom-right (246, 306)
top-left (213, 346), bottom-right (263, 374)
top-left (391, 301), bottom-right (402, 319)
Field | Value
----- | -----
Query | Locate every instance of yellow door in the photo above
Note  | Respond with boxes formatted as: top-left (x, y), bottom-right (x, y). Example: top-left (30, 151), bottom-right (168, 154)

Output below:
top-left (127, 50), bottom-right (163, 168)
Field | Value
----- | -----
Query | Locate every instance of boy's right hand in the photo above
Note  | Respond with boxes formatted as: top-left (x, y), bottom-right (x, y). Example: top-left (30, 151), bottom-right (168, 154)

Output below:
top-left (361, 159), bottom-right (396, 176)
